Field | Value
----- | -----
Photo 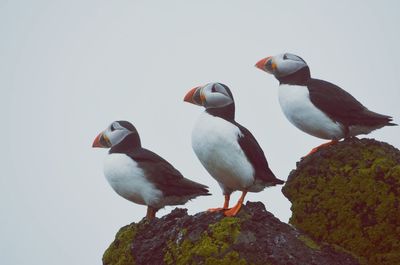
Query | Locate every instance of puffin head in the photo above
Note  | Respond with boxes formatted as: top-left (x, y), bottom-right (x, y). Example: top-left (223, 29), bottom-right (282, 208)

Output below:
top-left (92, 120), bottom-right (139, 148)
top-left (183, 82), bottom-right (234, 109)
top-left (255, 53), bottom-right (308, 78)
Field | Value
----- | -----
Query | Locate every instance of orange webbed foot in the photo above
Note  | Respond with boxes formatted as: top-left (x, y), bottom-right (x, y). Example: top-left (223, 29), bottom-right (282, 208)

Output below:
top-left (223, 191), bottom-right (247, 217)
top-left (304, 140), bottom-right (339, 157)
top-left (223, 204), bottom-right (242, 217)
top-left (207, 207), bottom-right (229, 213)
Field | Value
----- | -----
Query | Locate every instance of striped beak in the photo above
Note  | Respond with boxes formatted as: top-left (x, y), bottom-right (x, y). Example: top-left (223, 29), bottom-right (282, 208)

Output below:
top-left (184, 86), bottom-right (204, 106)
top-left (255, 56), bottom-right (275, 74)
top-left (92, 132), bottom-right (111, 148)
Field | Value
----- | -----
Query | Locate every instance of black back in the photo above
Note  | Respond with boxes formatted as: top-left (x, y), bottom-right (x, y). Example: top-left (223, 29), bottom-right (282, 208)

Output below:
top-left (234, 122), bottom-right (283, 184)
top-left (128, 148), bottom-right (209, 197)
top-left (205, 98), bottom-right (282, 185)
top-left (110, 136), bottom-right (209, 197)
top-left (277, 66), bottom-right (396, 132)
top-left (307, 78), bottom-right (396, 128)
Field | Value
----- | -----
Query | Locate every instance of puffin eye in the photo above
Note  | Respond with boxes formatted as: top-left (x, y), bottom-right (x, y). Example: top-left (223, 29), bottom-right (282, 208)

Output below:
top-left (211, 85), bottom-right (217, 93)
top-left (110, 124), bottom-right (115, 132)
top-left (283, 53), bottom-right (304, 62)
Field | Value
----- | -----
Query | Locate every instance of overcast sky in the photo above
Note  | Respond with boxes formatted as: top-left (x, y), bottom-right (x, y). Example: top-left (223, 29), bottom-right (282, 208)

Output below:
top-left (1, 1), bottom-right (399, 264)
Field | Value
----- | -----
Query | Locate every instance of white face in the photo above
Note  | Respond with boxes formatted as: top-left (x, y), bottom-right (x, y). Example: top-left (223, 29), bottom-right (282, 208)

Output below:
top-left (273, 53), bottom-right (308, 77)
top-left (103, 121), bottom-right (133, 147)
top-left (201, 83), bottom-right (234, 108)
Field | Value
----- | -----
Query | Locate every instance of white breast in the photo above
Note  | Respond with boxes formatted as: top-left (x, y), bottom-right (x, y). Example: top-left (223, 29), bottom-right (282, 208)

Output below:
top-left (191, 112), bottom-right (254, 192)
top-left (278, 84), bottom-right (344, 140)
top-left (103, 153), bottom-right (163, 207)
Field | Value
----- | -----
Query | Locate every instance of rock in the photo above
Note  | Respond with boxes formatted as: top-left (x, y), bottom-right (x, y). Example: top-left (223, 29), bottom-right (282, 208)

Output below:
top-left (282, 138), bottom-right (400, 265)
top-left (103, 202), bottom-right (359, 265)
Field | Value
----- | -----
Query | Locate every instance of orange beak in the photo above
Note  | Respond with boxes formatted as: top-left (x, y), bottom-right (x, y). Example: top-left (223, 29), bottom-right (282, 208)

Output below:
top-left (184, 87), bottom-right (197, 103)
top-left (255, 56), bottom-right (275, 74)
top-left (184, 86), bottom-right (203, 105)
top-left (92, 132), bottom-right (111, 148)
top-left (92, 132), bottom-right (103, 148)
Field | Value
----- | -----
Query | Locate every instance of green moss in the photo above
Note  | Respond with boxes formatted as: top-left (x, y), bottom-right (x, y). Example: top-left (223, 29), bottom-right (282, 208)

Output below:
top-left (282, 139), bottom-right (400, 265)
top-left (164, 217), bottom-right (249, 265)
top-left (103, 223), bottom-right (138, 265)
top-left (298, 235), bottom-right (320, 250)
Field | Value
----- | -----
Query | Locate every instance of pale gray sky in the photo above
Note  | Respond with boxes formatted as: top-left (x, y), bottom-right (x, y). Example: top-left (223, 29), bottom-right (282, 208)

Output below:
top-left (1, 1), bottom-right (399, 264)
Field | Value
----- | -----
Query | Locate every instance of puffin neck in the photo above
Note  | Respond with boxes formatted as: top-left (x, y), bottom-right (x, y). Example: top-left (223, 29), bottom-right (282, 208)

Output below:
top-left (277, 67), bottom-right (311, 86)
top-left (109, 133), bottom-right (142, 154)
top-left (205, 103), bottom-right (235, 122)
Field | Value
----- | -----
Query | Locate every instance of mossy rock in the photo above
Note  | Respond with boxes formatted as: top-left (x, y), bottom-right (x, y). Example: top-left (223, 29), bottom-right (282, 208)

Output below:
top-left (282, 138), bottom-right (400, 265)
top-left (102, 202), bottom-right (359, 265)
top-left (103, 224), bottom-right (138, 265)
top-left (163, 217), bottom-right (245, 265)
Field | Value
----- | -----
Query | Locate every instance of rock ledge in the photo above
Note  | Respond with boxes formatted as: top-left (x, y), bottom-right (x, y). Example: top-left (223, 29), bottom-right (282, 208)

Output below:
top-left (283, 138), bottom-right (400, 265)
top-left (103, 202), bottom-right (359, 265)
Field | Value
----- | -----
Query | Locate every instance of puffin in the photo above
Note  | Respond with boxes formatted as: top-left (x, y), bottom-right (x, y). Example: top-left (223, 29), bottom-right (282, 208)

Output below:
top-left (92, 120), bottom-right (210, 220)
top-left (184, 83), bottom-right (284, 216)
top-left (255, 53), bottom-right (397, 154)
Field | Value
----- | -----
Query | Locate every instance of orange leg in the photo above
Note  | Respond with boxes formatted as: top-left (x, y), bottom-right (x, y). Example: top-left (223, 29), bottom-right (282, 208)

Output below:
top-left (224, 191), bottom-right (247, 217)
top-left (208, 194), bottom-right (230, 212)
top-left (305, 139), bottom-right (339, 157)
top-left (146, 206), bottom-right (157, 220)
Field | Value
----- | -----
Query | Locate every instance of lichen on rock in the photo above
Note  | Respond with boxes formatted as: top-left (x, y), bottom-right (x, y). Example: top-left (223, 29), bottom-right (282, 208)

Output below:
top-left (282, 138), bottom-right (400, 265)
top-left (164, 217), bottom-right (245, 265)
top-left (103, 223), bottom-right (138, 265)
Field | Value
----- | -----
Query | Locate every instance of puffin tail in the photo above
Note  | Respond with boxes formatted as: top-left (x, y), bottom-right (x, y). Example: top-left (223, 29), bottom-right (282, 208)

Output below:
top-left (179, 178), bottom-right (211, 196)
top-left (360, 109), bottom-right (397, 127)
top-left (385, 114), bottom-right (397, 126)
top-left (267, 168), bottom-right (285, 186)
top-left (273, 178), bottom-right (285, 185)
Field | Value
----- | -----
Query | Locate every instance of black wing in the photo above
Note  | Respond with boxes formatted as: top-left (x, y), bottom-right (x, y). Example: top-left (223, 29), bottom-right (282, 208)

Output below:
top-left (127, 148), bottom-right (209, 197)
top-left (234, 122), bottom-right (284, 185)
top-left (307, 78), bottom-right (395, 127)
